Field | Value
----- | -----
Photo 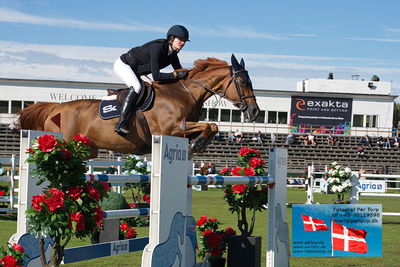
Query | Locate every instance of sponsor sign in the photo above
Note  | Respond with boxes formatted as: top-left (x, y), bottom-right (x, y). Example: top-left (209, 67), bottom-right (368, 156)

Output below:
top-left (357, 180), bottom-right (386, 193)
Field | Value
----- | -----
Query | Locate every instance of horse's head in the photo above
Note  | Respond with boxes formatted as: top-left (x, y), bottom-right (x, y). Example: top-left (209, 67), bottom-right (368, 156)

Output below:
top-left (227, 54), bottom-right (260, 122)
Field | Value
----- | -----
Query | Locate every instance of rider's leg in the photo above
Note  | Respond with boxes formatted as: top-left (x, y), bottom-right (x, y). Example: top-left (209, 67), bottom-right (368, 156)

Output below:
top-left (113, 58), bottom-right (142, 135)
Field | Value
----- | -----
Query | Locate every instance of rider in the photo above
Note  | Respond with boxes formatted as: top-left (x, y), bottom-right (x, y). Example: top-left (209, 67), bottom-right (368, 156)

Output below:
top-left (113, 25), bottom-right (190, 136)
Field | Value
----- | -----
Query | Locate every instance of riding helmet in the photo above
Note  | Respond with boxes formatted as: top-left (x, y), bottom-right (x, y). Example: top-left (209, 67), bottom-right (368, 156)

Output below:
top-left (167, 25), bottom-right (190, 42)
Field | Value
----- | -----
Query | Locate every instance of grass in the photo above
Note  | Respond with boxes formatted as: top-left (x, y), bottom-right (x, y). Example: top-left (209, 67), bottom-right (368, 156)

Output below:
top-left (0, 188), bottom-right (399, 267)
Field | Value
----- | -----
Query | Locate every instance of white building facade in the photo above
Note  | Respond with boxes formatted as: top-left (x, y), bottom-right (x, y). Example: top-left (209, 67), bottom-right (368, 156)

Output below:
top-left (0, 77), bottom-right (397, 136)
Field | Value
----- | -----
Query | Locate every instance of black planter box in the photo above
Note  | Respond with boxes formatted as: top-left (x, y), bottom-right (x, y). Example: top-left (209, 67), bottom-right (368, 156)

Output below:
top-left (227, 235), bottom-right (261, 267)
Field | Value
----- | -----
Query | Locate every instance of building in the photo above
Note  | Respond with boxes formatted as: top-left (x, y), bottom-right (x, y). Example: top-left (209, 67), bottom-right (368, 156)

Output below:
top-left (0, 77), bottom-right (397, 136)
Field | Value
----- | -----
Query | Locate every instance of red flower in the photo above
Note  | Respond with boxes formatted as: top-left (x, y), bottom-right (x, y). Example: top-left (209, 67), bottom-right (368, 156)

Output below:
top-left (251, 148), bottom-right (261, 157)
top-left (244, 167), bottom-right (256, 176)
top-left (93, 207), bottom-right (104, 227)
top-left (231, 167), bottom-right (243, 176)
top-left (37, 134), bottom-right (58, 152)
top-left (98, 181), bottom-right (111, 191)
top-left (196, 216), bottom-right (208, 226)
top-left (249, 157), bottom-right (265, 168)
top-left (125, 227), bottom-right (137, 238)
top-left (12, 243), bottom-right (24, 253)
top-left (210, 248), bottom-right (223, 257)
top-left (120, 222), bottom-right (129, 231)
top-left (86, 185), bottom-right (100, 201)
top-left (129, 203), bottom-right (137, 208)
top-left (66, 186), bottom-right (83, 200)
top-left (239, 147), bottom-right (252, 156)
top-left (70, 211), bottom-right (85, 231)
top-left (225, 227), bottom-right (236, 236)
top-left (218, 167), bottom-right (230, 175)
top-left (206, 232), bottom-right (222, 248)
top-left (233, 184), bottom-right (247, 194)
top-left (26, 148), bottom-right (35, 153)
top-left (209, 218), bottom-right (218, 222)
top-left (143, 194), bottom-right (150, 203)
top-left (32, 194), bottom-right (45, 211)
top-left (44, 188), bottom-right (65, 212)
top-left (59, 148), bottom-right (73, 160)
top-left (0, 190), bottom-right (4, 196)
top-left (202, 229), bottom-right (213, 236)
top-left (0, 255), bottom-right (18, 267)
top-left (73, 133), bottom-right (91, 146)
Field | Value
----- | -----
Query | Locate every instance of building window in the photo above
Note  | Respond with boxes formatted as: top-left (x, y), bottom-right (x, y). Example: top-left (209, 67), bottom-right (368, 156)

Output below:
top-left (209, 108), bottom-right (219, 121)
top-left (366, 115), bottom-right (378, 127)
top-left (278, 112), bottom-right (288, 124)
top-left (255, 111), bottom-right (265, 123)
top-left (220, 109), bottom-right (230, 122)
top-left (232, 110), bottom-right (241, 122)
top-left (11, 101), bottom-right (22, 114)
top-left (199, 108), bottom-right (207, 121)
top-left (353, 114), bottom-right (364, 127)
top-left (267, 111), bottom-right (277, 123)
top-left (24, 101), bottom-right (34, 108)
top-left (0, 101), bottom-right (8, 113)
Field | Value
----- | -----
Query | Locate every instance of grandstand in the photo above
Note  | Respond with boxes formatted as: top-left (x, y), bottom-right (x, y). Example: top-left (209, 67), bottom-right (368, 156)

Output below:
top-left (2, 124), bottom-right (399, 174)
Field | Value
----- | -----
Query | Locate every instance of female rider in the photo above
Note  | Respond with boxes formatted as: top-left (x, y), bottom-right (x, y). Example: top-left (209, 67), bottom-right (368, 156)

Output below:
top-left (113, 25), bottom-right (190, 136)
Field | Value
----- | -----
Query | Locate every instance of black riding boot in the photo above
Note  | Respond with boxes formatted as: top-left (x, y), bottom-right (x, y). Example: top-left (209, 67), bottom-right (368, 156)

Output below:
top-left (114, 87), bottom-right (139, 136)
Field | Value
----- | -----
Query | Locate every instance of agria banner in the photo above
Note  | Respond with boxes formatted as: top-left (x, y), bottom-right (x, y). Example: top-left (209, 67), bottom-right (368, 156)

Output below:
top-left (290, 96), bottom-right (353, 128)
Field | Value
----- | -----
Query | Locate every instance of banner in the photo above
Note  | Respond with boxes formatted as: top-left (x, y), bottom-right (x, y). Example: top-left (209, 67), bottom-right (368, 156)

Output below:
top-left (290, 96), bottom-right (353, 132)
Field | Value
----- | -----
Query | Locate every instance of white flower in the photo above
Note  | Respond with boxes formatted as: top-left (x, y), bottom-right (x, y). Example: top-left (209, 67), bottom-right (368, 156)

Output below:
top-left (339, 170), bottom-right (346, 177)
top-left (332, 161), bottom-right (338, 166)
top-left (136, 161), bottom-right (145, 168)
top-left (344, 167), bottom-right (351, 173)
top-left (129, 169), bottom-right (138, 174)
top-left (335, 178), bottom-right (341, 183)
top-left (337, 185), bottom-right (344, 192)
top-left (331, 185), bottom-right (338, 192)
top-left (133, 155), bottom-right (141, 160)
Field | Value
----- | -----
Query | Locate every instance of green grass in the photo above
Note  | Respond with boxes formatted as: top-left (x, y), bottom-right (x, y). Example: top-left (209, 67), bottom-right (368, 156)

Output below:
top-left (1, 189), bottom-right (399, 267)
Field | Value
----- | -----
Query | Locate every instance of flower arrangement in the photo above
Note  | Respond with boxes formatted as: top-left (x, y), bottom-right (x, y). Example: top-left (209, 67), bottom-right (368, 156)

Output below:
top-left (123, 155), bottom-right (151, 204)
top-left (326, 162), bottom-right (352, 203)
top-left (196, 216), bottom-right (236, 262)
top-left (119, 221), bottom-right (138, 239)
top-left (25, 134), bottom-right (110, 266)
top-left (221, 147), bottom-right (268, 236)
top-left (194, 163), bottom-right (211, 175)
top-left (0, 243), bottom-right (27, 267)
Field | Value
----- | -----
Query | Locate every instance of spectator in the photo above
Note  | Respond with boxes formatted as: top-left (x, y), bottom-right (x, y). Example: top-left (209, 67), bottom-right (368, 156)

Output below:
top-left (332, 136), bottom-right (341, 147)
top-left (227, 131), bottom-right (235, 143)
top-left (326, 134), bottom-right (334, 147)
top-left (105, 165), bottom-right (117, 174)
top-left (364, 135), bottom-right (373, 148)
top-left (299, 133), bottom-right (309, 145)
top-left (234, 129), bottom-right (243, 143)
top-left (214, 131), bottom-right (221, 142)
top-left (356, 146), bottom-right (365, 158)
top-left (376, 136), bottom-right (384, 148)
top-left (383, 136), bottom-right (392, 149)
top-left (256, 131), bottom-right (265, 144)
top-left (308, 133), bottom-right (317, 146)
top-left (356, 136), bottom-right (365, 146)
top-left (285, 133), bottom-right (296, 145)
top-left (208, 163), bottom-right (216, 174)
top-left (393, 136), bottom-right (399, 148)
top-left (0, 163), bottom-right (4, 176)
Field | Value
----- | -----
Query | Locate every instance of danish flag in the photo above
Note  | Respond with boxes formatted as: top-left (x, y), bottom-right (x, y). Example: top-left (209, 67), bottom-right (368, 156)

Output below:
top-left (300, 214), bottom-right (328, 231)
top-left (331, 222), bottom-right (368, 254)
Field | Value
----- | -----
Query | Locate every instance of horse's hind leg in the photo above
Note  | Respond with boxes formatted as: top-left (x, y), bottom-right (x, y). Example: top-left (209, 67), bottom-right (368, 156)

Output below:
top-left (184, 122), bottom-right (218, 153)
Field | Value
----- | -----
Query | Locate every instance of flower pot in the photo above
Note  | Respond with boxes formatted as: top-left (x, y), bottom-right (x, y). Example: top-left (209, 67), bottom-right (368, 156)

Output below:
top-left (227, 235), bottom-right (261, 267)
top-left (209, 257), bottom-right (226, 267)
top-left (91, 218), bottom-right (119, 244)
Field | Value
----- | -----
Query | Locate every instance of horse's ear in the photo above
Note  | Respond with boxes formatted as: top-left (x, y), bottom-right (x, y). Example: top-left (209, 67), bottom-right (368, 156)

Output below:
top-left (231, 54), bottom-right (241, 71)
top-left (240, 58), bottom-right (245, 69)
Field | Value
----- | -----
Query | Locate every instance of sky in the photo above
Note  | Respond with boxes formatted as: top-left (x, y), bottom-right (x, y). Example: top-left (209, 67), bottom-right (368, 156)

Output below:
top-left (0, 0), bottom-right (400, 97)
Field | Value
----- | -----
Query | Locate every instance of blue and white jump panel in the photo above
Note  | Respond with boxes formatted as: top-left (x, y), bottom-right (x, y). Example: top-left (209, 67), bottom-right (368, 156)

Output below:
top-left (63, 237), bottom-right (149, 264)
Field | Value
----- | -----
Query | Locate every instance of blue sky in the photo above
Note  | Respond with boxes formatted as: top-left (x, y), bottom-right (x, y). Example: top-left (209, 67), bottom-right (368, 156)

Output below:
top-left (1, 0), bottom-right (400, 95)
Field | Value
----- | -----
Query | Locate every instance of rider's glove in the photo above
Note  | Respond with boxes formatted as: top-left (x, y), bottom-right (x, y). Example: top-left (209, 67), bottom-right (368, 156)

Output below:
top-left (174, 70), bottom-right (189, 80)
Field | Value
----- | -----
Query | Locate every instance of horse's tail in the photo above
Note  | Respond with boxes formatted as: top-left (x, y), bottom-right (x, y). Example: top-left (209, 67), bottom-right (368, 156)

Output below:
top-left (17, 102), bottom-right (58, 130)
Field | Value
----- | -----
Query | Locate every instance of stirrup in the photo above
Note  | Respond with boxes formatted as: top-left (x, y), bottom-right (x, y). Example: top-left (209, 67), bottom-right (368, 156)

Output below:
top-left (114, 120), bottom-right (130, 136)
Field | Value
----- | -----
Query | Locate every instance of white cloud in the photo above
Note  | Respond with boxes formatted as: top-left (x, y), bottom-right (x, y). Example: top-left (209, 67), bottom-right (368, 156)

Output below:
top-left (346, 37), bottom-right (400, 43)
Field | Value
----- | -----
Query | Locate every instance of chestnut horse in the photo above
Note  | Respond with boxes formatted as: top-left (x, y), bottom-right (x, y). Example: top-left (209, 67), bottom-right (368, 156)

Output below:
top-left (15, 54), bottom-right (260, 156)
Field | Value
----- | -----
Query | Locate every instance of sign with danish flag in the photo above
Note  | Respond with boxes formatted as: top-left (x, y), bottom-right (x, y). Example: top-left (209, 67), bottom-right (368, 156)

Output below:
top-left (300, 214), bottom-right (328, 231)
top-left (332, 222), bottom-right (368, 254)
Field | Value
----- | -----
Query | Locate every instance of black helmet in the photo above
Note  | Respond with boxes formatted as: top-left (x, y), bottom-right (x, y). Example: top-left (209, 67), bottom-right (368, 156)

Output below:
top-left (167, 25), bottom-right (190, 42)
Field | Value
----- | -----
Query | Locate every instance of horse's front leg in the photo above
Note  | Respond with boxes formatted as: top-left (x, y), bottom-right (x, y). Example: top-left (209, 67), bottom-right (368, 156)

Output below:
top-left (184, 122), bottom-right (218, 153)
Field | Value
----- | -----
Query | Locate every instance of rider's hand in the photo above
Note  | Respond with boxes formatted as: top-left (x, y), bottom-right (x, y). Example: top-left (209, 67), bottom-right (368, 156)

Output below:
top-left (174, 70), bottom-right (189, 80)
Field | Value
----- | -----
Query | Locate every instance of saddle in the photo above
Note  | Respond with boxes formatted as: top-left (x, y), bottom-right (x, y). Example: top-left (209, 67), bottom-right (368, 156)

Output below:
top-left (99, 78), bottom-right (155, 120)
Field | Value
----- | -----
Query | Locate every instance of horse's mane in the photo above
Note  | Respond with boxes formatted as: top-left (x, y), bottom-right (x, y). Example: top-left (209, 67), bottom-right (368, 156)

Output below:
top-left (189, 58), bottom-right (228, 78)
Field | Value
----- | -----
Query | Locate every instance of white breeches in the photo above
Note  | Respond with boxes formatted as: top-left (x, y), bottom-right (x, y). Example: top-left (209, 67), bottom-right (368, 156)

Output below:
top-left (113, 57), bottom-right (142, 93)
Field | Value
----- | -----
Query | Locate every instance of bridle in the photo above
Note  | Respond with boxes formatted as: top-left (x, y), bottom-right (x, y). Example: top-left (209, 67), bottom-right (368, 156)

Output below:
top-left (183, 66), bottom-right (256, 111)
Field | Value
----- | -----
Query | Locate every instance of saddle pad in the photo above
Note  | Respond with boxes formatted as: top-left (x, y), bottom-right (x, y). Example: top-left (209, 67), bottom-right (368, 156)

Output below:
top-left (99, 87), bottom-right (154, 120)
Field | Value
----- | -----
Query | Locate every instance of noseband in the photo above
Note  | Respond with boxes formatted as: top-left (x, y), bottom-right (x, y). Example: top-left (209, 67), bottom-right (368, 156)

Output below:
top-left (187, 67), bottom-right (255, 111)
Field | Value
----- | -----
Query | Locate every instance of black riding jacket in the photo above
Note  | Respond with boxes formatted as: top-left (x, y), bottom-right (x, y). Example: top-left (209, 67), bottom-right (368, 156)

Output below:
top-left (120, 39), bottom-right (182, 81)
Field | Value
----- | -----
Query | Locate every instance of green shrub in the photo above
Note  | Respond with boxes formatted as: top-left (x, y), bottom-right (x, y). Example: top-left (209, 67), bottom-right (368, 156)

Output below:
top-left (99, 191), bottom-right (129, 210)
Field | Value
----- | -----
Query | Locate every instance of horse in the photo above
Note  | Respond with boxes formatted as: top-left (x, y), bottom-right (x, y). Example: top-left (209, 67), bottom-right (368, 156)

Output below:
top-left (15, 54), bottom-right (260, 157)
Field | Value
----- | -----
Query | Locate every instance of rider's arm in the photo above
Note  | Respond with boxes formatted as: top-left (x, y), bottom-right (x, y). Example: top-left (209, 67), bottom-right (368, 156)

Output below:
top-left (170, 54), bottom-right (183, 70)
top-left (149, 44), bottom-right (176, 81)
